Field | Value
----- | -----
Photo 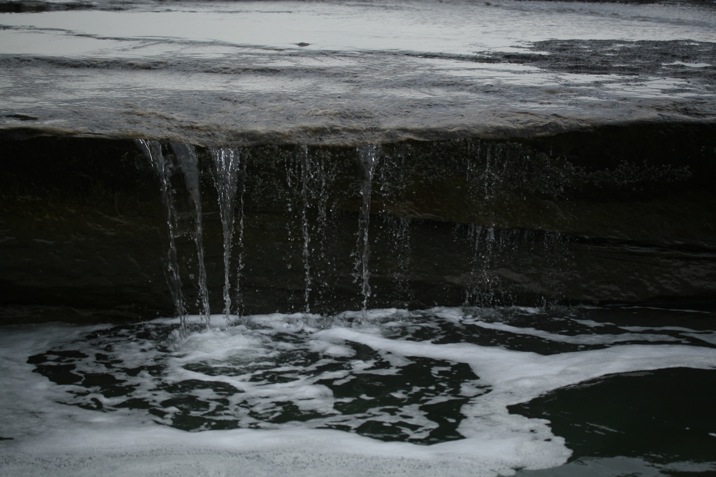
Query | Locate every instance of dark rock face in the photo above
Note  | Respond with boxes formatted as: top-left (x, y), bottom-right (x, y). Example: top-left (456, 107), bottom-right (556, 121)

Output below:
top-left (1, 123), bottom-right (715, 322)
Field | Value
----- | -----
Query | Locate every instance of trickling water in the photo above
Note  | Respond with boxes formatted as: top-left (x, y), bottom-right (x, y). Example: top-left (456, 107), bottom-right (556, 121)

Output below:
top-left (376, 150), bottom-right (412, 305)
top-left (299, 146), bottom-right (313, 312)
top-left (235, 154), bottom-right (247, 318)
top-left (136, 139), bottom-right (187, 329)
top-left (135, 139), bottom-right (577, 316)
top-left (462, 141), bottom-right (500, 306)
top-left (284, 153), bottom-right (297, 277)
top-left (171, 142), bottom-right (210, 327)
top-left (354, 145), bottom-right (380, 311)
top-left (308, 150), bottom-right (335, 310)
top-left (381, 215), bottom-right (412, 305)
top-left (210, 147), bottom-right (243, 324)
top-left (464, 224), bottom-right (500, 306)
top-left (285, 146), bottom-right (336, 312)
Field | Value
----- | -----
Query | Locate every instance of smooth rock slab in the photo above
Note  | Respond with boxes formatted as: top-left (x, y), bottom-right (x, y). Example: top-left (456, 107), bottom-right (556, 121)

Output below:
top-left (0, 0), bottom-right (714, 145)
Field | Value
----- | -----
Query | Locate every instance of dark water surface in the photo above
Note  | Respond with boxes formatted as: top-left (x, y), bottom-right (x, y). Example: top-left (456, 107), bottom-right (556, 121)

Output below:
top-left (0, 306), bottom-right (714, 476)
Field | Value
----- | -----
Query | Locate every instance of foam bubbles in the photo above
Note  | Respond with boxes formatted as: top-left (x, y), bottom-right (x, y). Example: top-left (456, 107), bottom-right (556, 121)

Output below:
top-left (1, 307), bottom-right (715, 477)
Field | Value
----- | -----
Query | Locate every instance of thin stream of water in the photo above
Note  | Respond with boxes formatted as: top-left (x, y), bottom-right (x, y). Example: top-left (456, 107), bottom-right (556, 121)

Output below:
top-left (138, 141), bottom-right (579, 321)
top-left (210, 147), bottom-right (242, 325)
top-left (172, 142), bottom-right (211, 327)
top-left (137, 139), bottom-right (188, 329)
top-left (354, 145), bottom-right (380, 311)
top-left (300, 146), bottom-right (313, 312)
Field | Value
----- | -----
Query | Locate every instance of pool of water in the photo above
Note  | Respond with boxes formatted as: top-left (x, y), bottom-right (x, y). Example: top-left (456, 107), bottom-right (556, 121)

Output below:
top-left (1, 305), bottom-right (714, 476)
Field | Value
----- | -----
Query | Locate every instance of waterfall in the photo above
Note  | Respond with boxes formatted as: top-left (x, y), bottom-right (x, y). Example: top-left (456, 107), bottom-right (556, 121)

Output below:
top-left (308, 150), bottom-right (334, 311)
top-left (137, 139), bottom-right (572, 319)
top-left (210, 147), bottom-right (244, 324)
top-left (354, 145), bottom-right (380, 311)
top-left (391, 216), bottom-right (412, 302)
top-left (171, 142), bottom-right (210, 327)
top-left (461, 141), bottom-right (502, 306)
top-left (376, 149), bottom-right (412, 306)
top-left (464, 224), bottom-right (499, 306)
top-left (136, 139), bottom-right (187, 329)
top-left (459, 139), bottom-right (571, 306)
top-left (285, 146), bottom-right (335, 312)
top-left (299, 146), bottom-right (313, 312)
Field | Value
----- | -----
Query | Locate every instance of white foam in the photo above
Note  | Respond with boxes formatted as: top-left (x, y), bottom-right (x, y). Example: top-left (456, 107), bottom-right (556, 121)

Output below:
top-left (315, 327), bottom-right (716, 402)
top-left (664, 61), bottom-right (712, 68)
top-left (1, 309), bottom-right (715, 477)
top-left (177, 328), bottom-right (269, 358)
top-left (467, 319), bottom-right (683, 345)
top-left (309, 340), bottom-right (356, 358)
top-left (572, 318), bottom-right (614, 328)
top-left (684, 333), bottom-right (716, 346)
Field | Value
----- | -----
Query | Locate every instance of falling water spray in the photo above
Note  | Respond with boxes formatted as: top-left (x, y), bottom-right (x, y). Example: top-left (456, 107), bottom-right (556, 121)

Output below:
top-left (299, 146), bottom-right (313, 312)
top-left (354, 145), bottom-right (380, 311)
top-left (463, 141), bottom-right (502, 306)
top-left (136, 139), bottom-right (187, 329)
top-left (376, 150), bottom-right (412, 305)
top-left (210, 147), bottom-right (243, 325)
top-left (171, 142), bottom-right (211, 326)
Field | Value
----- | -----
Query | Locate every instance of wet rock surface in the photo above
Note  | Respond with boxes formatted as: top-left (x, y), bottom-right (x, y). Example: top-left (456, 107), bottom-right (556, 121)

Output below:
top-left (1, 123), bottom-right (715, 322)
top-left (476, 40), bottom-right (716, 83)
top-left (1, 0), bottom-right (715, 321)
top-left (1, 0), bottom-right (715, 146)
